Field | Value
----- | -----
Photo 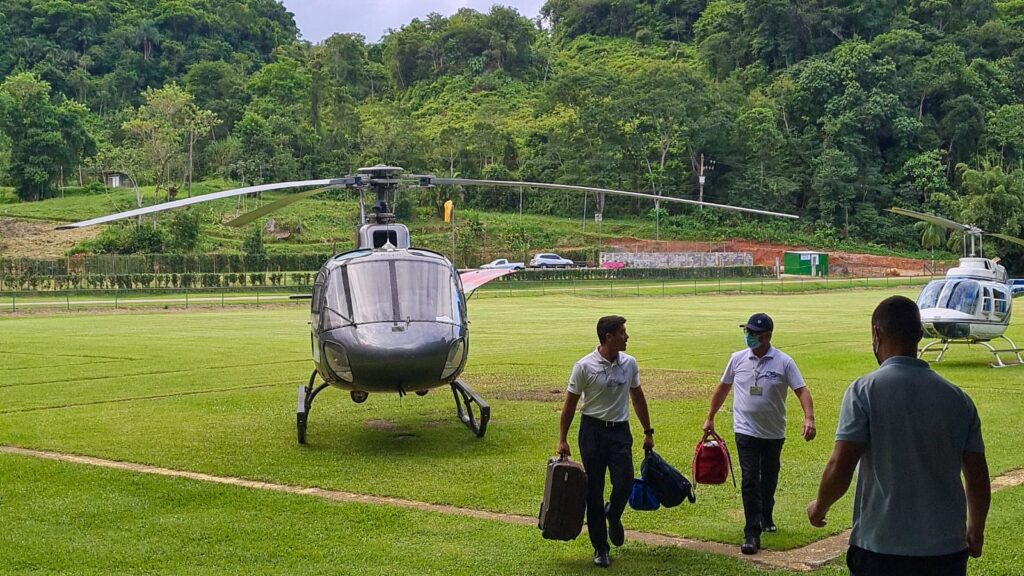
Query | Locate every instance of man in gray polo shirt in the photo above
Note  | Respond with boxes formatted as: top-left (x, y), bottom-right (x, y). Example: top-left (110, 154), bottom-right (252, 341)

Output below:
top-left (557, 315), bottom-right (654, 568)
top-left (808, 295), bottom-right (991, 576)
top-left (703, 312), bottom-right (816, 555)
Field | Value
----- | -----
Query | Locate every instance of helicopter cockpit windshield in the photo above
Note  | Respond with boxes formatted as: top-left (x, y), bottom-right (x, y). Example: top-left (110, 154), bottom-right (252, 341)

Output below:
top-left (917, 280), bottom-right (946, 309)
top-left (940, 279), bottom-right (981, 315)
top-left (322, 258), bottom-right (462, 329)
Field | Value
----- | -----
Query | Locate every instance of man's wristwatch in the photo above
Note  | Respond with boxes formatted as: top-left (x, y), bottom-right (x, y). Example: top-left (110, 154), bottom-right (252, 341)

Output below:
top-left (644, 428), bottom-right (654, 436)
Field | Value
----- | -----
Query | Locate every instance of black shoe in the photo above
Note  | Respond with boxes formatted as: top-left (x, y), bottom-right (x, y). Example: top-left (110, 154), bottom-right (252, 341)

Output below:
top-left (762, 523), bottom-right (778, 533)
top-left (741, 535), bottom-right (760, 555)
top-left (593, 549), bottom-right (610, 568)
top-left (605, 502), bottom-right (625, 547)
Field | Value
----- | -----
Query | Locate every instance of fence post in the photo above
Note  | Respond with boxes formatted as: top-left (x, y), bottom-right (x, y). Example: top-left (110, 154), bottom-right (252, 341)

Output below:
top-left (66, 293), bottom-right (70, 311)
top-left (185, 288), bottom-right (189, 309)
top-left (256, 289), bottom-right (260, 307)
top-left (222, 288), bottom-right (225, 307)
top-left (11, 293), bottom-right (14, 312)
top-left (114, 291), bottom-right (118, 309)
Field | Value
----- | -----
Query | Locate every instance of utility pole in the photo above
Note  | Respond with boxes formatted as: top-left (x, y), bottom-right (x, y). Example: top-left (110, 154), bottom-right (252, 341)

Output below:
top-left (698, 153), bottom-right (715, 206)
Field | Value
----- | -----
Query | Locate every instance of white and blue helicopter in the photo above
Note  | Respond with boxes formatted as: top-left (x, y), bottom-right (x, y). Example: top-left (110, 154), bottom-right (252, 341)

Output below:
top-left (891, 208), bottom-right (1024, 367)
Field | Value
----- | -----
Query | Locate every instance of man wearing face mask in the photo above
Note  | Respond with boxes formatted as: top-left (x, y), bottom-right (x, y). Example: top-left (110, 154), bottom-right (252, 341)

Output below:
top-left (807, 296), bottom-right (989, 576)
top-left (703, 312), bottom-right (816, 555)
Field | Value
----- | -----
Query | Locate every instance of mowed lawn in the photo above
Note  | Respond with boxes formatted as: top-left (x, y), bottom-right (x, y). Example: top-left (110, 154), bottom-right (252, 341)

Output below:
top-left (2, 290), bottom-right (1023, 574)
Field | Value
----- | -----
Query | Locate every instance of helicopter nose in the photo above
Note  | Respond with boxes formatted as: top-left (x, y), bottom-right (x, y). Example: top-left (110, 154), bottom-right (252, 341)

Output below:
top-left (324, 323), bottom-right (461, 393)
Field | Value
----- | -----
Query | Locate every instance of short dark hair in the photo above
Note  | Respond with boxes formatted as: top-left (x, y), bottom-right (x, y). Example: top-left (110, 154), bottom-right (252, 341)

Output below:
top-left (597, 315), bottom-right (626, 344)
top-left (871, 295), bottom-right (923, 345)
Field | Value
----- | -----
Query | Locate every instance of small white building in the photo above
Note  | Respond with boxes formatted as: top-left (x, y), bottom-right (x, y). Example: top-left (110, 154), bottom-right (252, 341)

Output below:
top-left (102, 171), bottom-right (130, 188)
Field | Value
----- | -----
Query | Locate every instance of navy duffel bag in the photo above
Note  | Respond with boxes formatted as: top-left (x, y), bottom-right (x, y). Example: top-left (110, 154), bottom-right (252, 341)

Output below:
top-left (640, 449), bottom-right (696, 508)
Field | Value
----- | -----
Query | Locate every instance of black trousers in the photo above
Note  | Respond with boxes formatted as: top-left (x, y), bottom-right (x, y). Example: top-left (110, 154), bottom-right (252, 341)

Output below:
top-left (579, 416), bottom-right (634, 552)
top-left (847, 546), bottom-right (968, 576)
top-left (735, 432), bottom-right (785, 537)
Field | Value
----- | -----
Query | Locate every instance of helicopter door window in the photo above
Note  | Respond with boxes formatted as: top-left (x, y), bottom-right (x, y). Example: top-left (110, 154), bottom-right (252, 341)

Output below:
top-left (982, 287), bottom-right (992, 315)
top-left (993, 288), bottom-right (1010, 320)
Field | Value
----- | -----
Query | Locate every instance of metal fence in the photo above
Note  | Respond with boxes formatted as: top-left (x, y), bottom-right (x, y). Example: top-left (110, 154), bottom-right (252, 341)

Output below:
top-left (0, 274), bottom-right (932, 313)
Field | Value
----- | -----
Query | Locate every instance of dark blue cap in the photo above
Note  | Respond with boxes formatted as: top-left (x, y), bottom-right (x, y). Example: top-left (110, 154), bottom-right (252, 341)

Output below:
top-left (741, 313), bottom-right (773, 333)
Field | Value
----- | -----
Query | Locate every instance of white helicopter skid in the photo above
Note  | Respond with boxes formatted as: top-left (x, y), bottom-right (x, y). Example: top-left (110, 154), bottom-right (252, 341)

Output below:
top-left (919, 335), bottom-right (1024, 367)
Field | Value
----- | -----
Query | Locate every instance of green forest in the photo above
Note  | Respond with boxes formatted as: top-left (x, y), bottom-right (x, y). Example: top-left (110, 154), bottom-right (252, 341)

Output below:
top-left (1, 0), bottom-right (1024, 265)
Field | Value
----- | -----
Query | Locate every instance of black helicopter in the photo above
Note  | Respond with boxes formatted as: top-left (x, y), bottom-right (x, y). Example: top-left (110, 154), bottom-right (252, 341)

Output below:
top-left (59, 165), bottom-right (797, 442)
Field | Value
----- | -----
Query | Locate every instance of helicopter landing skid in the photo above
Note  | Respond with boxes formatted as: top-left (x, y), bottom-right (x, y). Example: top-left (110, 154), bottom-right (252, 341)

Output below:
top-left (919, 336), bottom-right (1024, 368)
top-left (297, 370), bottom-right (330, 444)
top-left (450, 380), bottom-right (490, 438)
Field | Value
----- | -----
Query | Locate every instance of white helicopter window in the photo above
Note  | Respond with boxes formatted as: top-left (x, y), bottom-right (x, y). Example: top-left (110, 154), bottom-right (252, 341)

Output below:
top-left (943, 280), bottom-right (981, 315)
top-left (394, 260), bottom-right (454, 323)
top-left (917, 280), bottom-right (946, 309)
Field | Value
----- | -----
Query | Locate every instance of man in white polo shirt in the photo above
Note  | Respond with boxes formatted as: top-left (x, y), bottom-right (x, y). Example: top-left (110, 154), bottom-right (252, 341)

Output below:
top-left (703, 312), bottom-right (816, 555)
top-left (557, 315), bottom-right (654, 568)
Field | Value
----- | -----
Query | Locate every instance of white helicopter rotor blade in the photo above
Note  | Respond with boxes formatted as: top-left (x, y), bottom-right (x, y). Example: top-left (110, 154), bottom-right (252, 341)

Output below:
top-left (224, 186), bottom-right (336, 227)
top-left (988, 232), bottom-right (1024, 248)
top-left (422, 178), bottom-right (799, 219)
top-left (55, 179), bottom-right (334, 229)
top-left (888, 207), bottom-right (969, 232)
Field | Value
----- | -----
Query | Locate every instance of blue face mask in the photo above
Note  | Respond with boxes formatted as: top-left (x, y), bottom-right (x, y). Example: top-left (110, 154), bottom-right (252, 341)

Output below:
top-left (745, 333), bottom-right (760, 349)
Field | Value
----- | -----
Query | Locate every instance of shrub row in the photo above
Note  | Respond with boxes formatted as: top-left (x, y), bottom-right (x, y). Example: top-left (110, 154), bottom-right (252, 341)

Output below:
top-left (0, 253), bottom-right (334, 276)
top-left (0, 272), bottom-right (316, 291)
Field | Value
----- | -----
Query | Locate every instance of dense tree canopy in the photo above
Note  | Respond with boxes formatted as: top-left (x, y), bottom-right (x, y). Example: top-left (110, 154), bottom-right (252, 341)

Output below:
top-left (2, 0), bottom-right (1024, 263)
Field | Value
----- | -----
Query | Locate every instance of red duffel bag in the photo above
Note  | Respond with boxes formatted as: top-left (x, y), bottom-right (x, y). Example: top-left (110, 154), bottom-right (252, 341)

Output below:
top-left (692, 430), bottom-right (736, 487)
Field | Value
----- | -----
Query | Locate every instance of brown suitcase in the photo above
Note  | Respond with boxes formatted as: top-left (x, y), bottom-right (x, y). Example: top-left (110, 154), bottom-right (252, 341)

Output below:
top-left (538, 455), bottom-right (588, 541)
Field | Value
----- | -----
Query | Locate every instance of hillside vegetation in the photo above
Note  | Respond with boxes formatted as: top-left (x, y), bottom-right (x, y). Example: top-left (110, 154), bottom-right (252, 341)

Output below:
top-left (0, 1), bottom-right (1020, 265)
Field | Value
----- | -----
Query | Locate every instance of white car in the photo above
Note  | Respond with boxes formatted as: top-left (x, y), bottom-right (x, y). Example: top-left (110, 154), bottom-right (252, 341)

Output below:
top-left (530, 253), bottom-right (575, 268)
top-left (480, 258), bottom-right (525, 270)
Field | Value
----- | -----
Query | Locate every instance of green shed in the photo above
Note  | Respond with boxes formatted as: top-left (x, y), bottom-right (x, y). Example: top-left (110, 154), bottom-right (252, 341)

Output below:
top-left (783, 251), bottom-right (828, 276)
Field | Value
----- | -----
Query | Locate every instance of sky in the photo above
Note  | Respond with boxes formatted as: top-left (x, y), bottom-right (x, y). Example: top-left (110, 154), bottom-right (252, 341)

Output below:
top-left (281, 1), bottom-right (548, 44)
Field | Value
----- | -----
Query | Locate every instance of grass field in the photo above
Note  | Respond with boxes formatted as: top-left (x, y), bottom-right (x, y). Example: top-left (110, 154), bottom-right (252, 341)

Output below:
top-left (1, 288), bottom-right (1022, 574)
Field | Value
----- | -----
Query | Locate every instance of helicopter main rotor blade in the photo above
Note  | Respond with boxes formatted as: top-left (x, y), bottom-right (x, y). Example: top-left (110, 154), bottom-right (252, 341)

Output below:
top-left (56, 179), bottom-right (335, 229)
top-left (888, 207), bottom-right (969, 232)
top-left (988, 232), bottom-right (1024, 248)
top-left (224, 186), bottom-right (336, 227)
top-left (421, 177), bottom-right (799, 219)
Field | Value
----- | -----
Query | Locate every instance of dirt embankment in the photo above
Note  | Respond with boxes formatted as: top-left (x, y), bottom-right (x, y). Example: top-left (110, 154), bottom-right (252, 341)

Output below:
top-left (605, 238), bottom-right (950, 276)
top-left (0, 219), bottom-right (98, 259)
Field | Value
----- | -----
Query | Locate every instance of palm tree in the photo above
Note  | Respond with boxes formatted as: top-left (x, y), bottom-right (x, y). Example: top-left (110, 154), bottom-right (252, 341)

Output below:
top-left (915, 220), bottom-right (947, 275)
